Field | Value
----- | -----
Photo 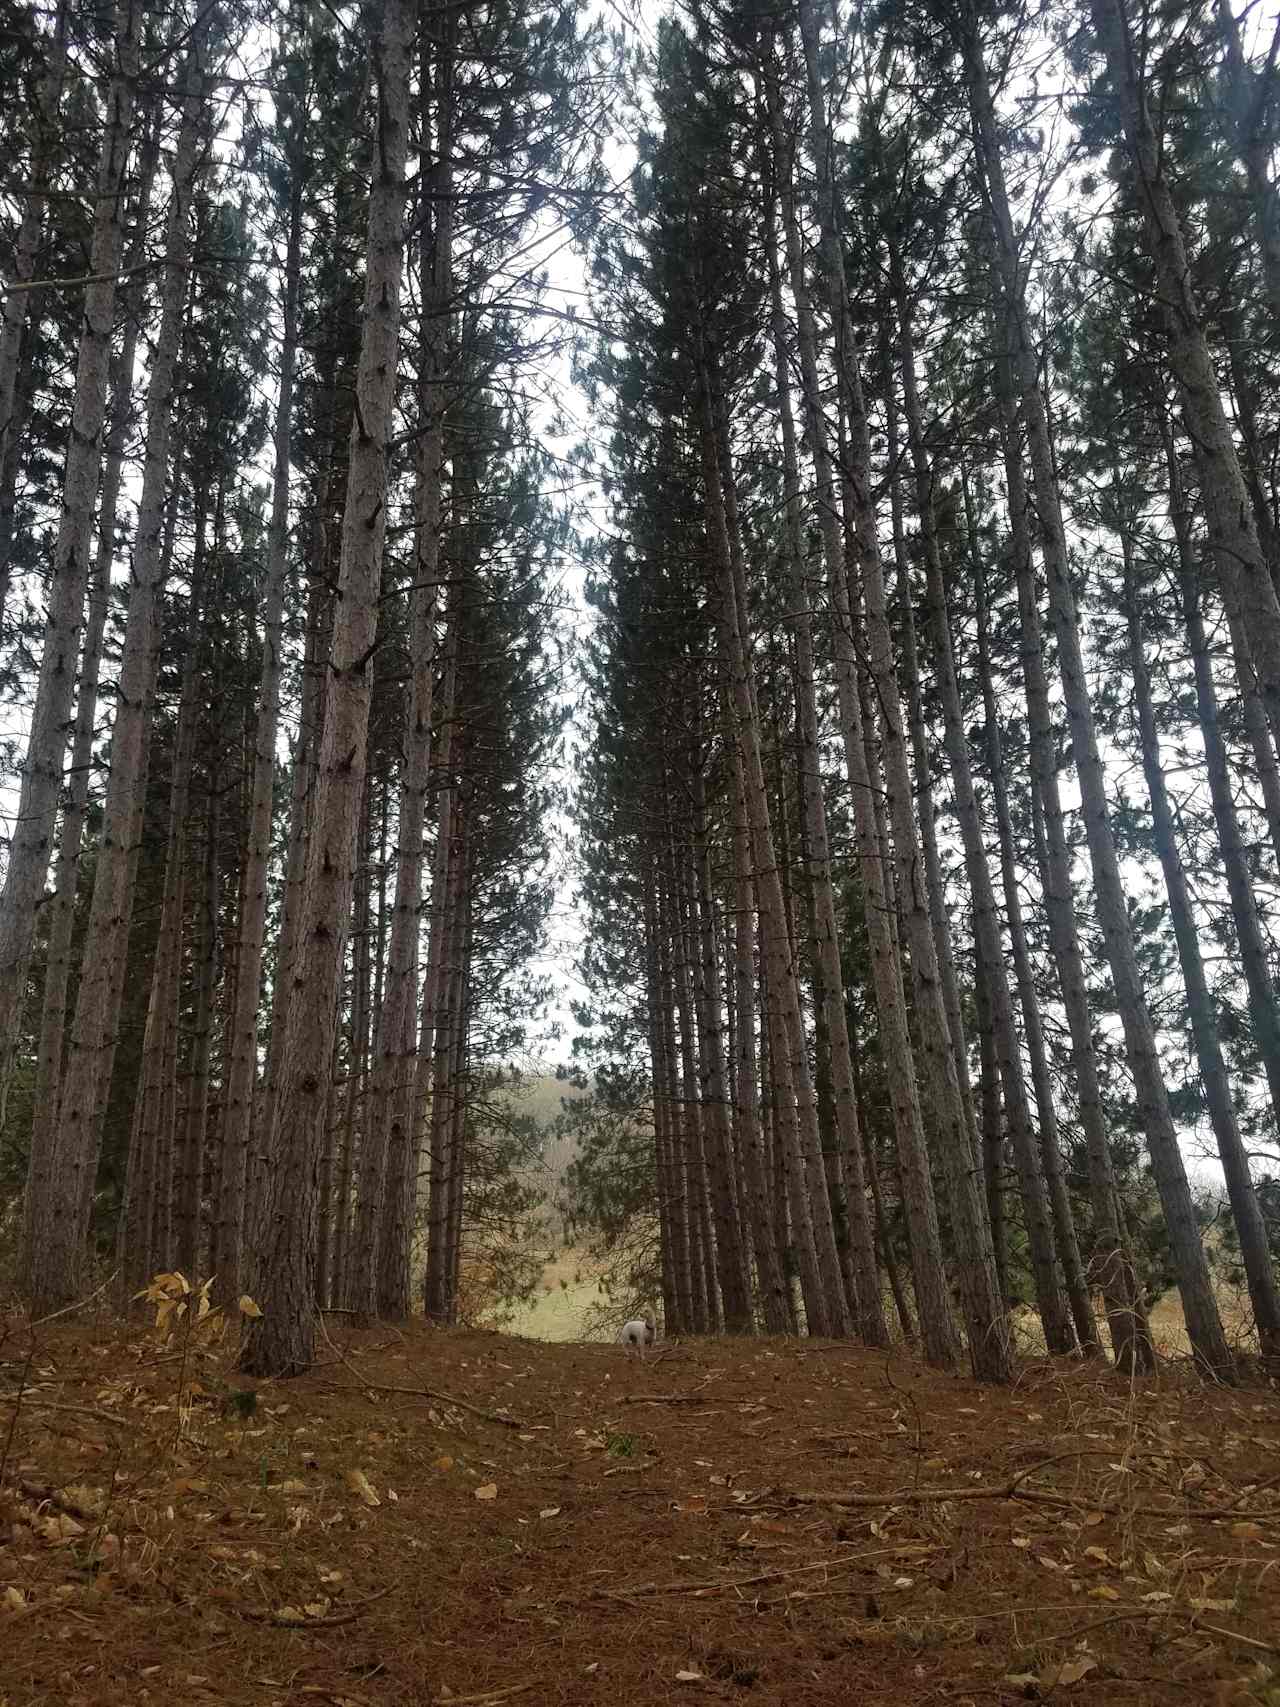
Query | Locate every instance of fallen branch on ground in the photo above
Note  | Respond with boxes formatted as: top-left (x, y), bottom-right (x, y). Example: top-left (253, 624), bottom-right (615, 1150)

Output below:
top-left (0, 1392), bottom-right (128, 1430)
top-left (236, 1586), bottom-right (395, 1628)
top-left (617, 1376), bottom-right (716, 1407)
top-left (314, 1317), bottom-right (526, 1429)
top-left (580, 1543), bottom-right (937, 1602)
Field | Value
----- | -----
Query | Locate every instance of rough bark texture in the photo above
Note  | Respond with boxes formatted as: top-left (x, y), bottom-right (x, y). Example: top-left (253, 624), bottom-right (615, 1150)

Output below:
top-left (1091, 0), bottom-right (1280, 739)
top-left (30, 27), bottom-right (214, 1310)
top-left (896, 283), bottom-right (1073, 1354)
top-left (698, 341), bottom-right (845, 1339)
top-left (362, 18), bottom-right (455, 1320)
top-left (967, 24), bottom-right (1230, 1377)
top-left (0, 0), bottom-right (69, 608)
top-left (765, 201), bottom-right (884, 1346)
top-left (728, 742), bottom-right (792, 1332)
top-left (969, 499), bottom-right (1099, 1354)
top-left (214, 110), bottom-right (306, 1310)
top-left (793, 5), bottom-right (1010, 1379)
top-left (1164, 423), bottom-right (1280, 1135)
top-left (21, 129), bottom-right (158, 1296)
top-left (1120, 518), bottom-right (1280, 1361)
top-left (0, 0), bottom-right (142, 1135)
top-left (241, 0), bottom-right (415, 1378)
top-left (690, 765), bottom-right (754, 1333)
top-left (761, 62), bottom-right (957, 1366)
top-left (991, 308), bottom-right (1154, 1374)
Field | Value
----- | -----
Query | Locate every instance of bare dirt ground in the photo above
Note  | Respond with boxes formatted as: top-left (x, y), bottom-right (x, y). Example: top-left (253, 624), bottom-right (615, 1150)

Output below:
top-left (3, 1307), bottom-right (1280, 1706)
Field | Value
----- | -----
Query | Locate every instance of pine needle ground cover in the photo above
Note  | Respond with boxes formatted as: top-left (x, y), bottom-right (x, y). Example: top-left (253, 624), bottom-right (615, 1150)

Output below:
top-left (4, 1316), bottom-right (1280, 1706)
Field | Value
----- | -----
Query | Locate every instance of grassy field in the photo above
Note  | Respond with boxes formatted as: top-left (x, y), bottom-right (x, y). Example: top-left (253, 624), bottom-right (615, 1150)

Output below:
top-left (501, 1241), bottom-right (1261, 1363)
top-left (499, 1247), bottom-right (614, 1341)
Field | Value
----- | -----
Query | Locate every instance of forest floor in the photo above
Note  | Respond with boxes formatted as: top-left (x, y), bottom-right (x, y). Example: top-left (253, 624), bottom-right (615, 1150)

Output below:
top-left (2, 1309), bottom-right (1280, 1707)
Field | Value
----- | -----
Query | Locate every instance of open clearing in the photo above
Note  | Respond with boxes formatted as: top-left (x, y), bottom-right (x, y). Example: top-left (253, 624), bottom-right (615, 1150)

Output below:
top-left (3, 1313), bottom-right (1280, 1706)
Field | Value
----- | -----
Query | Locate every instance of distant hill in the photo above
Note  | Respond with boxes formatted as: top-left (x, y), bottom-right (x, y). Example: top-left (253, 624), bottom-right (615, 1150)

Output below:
top-left (485, 1071), bottom-right (589, 1219)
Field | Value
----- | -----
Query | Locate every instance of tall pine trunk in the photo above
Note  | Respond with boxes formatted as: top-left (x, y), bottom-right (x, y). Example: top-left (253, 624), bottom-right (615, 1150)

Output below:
top-left (0, 0), bottom-right (142, 1133)
top-left (1119, 514), bottom-right (1280, 1362)
top-left (760, 63), bottom-right (955, 1364)
top-left (989, 300), bottom-right (1153, 1373)
top-left (213, 82), bottom-right (307, 1308)
top-left (0, 0), bottom-right (69, 606)
top-left (242, 0), bottom-right (415, 1377)
top-left (792, 4), bottom-right (1010, 1378)
top-left (30, 25), bottom-right (217, 1310)
top-left (966, 25), bottom-right (1229, 1377)
top-left (1091, 0), bottom-right (1280, 736)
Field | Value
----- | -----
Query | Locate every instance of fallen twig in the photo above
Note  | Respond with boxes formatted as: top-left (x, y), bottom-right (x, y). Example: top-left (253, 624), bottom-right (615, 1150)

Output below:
top-left (237, 1586), bottom-right (395, 1628)
top-left (617, 1376), bottom-right (716, 1407)
top-left (316, 1315), bottom-right (526, 1429)
top-left (0, 1393), bottom-right (128, 1430)
top-left (1190, 1618), bottom-right (1280, 1656)
top-left (11, 1476), bottom-right (109, 1525)
top-left (776, 1452), bottom-right (1280, 1523)
top-left (438, 1685), bottom-right (533, 1706)
top-left (581, 1543), bottom-right (936, 1602)
top-left (24, 1270), bottom-right (120, 1331)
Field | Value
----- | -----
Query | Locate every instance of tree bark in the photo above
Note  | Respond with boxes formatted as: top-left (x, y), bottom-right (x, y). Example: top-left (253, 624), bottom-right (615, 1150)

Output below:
top-left (1213, 0), bottom-right (1280, 317)
top-left (0, 0), bottom-right (70, 607)
top-left (0, 0), bottom-right (142, 1131)
top-left (791, 4), bottom-right (1010, 1378)
top-left (966, 23), bottom-right (1229, 1377)
top-left (214, 84), bottom-right (307, 1308)
top-left (21, 127), bottom-right (159, 1296)
top-left (698, 336), bottom-right (846, 1339)
top-left (895, 276), bottom-right (1073, 1353)
top-left (1091, 0), bottom-right (1280, 741)
top-left (1119, 513), bottom-right (1280, 1362)
top-left (968, 492), bottom-right (1099, 1353)
top-left (241, 0), bottom-right (415, 1378)
top-left (361, 14), bottom-right (455, 1321)
top-left (760, 61), bottom-right (955, 1364)
top-left (29, 25), bottom-right (218, 1310)
top-left (690, 764), bottom-right (753, 1332)
top-left (1166, 429), bottom-right (1280, 1133)
top-left (988, 291), bottom-right (1154, 1373)
top-left (728, 741), bottom-right (791, 1332)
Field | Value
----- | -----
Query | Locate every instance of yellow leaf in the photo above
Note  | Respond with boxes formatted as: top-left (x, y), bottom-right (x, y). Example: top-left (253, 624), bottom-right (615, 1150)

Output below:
top-left (302, 1600), bottom-right (330, 1619)
top-left (344, 1469), bottom-right (380, 1508)
top-left (3, 1586), bottom-right (25, 1611)
top-left (238, 1295), bottom-right (263, 1319)
top-left (474, 1483), bottom-right (499, 1501)
top-left (1088, 1585), bottom-right (1120, 1601)
top-left (432, 1456), bottom-right (454, 1472)
top-left (1042, 1656), bottom-right (1097, 1689)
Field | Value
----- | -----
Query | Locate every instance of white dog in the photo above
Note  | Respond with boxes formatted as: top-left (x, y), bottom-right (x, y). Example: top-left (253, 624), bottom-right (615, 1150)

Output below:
top-left (618, 1314), bottom-right (656, 1355)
